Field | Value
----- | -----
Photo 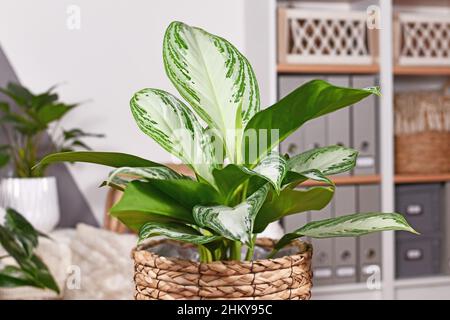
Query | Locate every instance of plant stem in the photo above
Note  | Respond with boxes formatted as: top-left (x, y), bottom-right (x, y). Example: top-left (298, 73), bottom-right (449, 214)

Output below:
top-left (245, 234), bottom-right (257, 261)
top-left (230, 241), bottom-right (242, 261)
top-left (198, 245), bottom-right (212, 263)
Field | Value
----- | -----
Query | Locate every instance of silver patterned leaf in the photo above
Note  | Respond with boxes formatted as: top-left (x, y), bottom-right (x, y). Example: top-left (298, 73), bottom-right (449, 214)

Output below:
top-left (139, 222), bottom-right (220, 245)
top-left (163, 21), bottom-right (260, 163)
top-left (130, 88), bottom-right (217, 185)
top-left (288, 145), bottom-right (358, 176)
top-left (274, 212), bottom-right (418, 252)
top-left (193, 184), bottom-right (269, 245)
top-left (106, 166), bottom-right (186, 189)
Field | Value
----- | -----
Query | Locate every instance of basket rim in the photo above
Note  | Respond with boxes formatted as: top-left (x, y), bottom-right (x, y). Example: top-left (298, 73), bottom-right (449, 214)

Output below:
top-left (133, 237), bottom-right (312, 268)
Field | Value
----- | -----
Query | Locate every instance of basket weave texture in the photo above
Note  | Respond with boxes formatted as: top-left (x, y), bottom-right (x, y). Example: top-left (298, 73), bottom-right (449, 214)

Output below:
top-left (395, 90), bottom-right (450, 174)
top-left (133, 238), bottom-right (313, 300)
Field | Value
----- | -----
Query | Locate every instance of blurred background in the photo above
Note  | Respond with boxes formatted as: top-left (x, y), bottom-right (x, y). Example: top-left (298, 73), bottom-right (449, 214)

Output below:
top-left (0, 0), bottom-right (449, 299)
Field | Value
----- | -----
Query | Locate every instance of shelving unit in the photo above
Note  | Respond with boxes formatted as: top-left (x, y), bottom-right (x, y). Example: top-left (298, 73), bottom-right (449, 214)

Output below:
top-left (254, 0), bottom-right (450, 300)
top-left (277, 64), bottom-right (380, 74)
top-left (394, 66), bottom-right (450, 76)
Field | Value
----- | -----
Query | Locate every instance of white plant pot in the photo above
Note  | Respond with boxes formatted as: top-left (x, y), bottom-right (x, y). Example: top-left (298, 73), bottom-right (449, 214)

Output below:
top-left (0, 177), bottom-right (60, 232)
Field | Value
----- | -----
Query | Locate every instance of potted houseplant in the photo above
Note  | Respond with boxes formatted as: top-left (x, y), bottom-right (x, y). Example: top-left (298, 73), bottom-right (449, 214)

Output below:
top-left (0, 84), bottom-right (103, 232)
top-left (0, 207), bottom-right (59, 294)
top-left (36, 21), bottom-right (417, 300)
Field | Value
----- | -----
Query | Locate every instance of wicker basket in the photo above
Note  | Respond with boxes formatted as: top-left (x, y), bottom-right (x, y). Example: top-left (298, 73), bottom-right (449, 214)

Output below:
top-left (395, 87), bottom-right (450, 174)
top-left (394, 12), bottom-right (450, 66)
top-left (133, 238), bottom-right (313, 300)
top-left (277, 7), bottom-right (377, 65)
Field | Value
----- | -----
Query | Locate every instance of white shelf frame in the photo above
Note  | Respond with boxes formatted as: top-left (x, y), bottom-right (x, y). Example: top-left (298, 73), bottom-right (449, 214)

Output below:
top-left (248, 0), bottom-right (449, 300)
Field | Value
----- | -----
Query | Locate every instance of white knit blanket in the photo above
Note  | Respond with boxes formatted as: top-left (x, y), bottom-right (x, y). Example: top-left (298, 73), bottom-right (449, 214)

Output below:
top-left (0, 224), bottom-right (137, 300)
top-left (0, 221), bottom-right (283, 300)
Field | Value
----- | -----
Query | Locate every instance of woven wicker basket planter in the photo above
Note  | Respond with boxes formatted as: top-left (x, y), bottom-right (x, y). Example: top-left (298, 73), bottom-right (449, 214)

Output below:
top-left (395, 89), bottom-right (450, 174)
top-left (133, 238), bottom-right (313, 300)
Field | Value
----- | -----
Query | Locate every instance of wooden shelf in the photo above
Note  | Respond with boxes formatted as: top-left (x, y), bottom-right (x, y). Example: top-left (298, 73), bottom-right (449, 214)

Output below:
top-left (302, 175), bottom-right (380, 186)
top-left (276, 64), bottom-right (450, 76)
top-left (277, 63), bottom-right (380, 75)
top-left (166, 164), bottom-right (450, 185)
top-left (395, 173), bottom-right (450, 184)
top-left (394, 65), bottom-right (450, 76)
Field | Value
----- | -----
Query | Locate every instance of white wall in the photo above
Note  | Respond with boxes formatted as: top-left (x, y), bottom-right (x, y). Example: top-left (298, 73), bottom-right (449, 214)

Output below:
top-left (0, 0), bottom-right (260, 222)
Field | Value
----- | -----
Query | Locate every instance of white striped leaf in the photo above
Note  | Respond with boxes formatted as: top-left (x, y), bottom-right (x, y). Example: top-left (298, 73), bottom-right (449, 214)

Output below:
top-left (243, 153), bottom-right (287, 194)
top-left (283, 169), bottom-right (334, 188)
top-left (193, 184), bottom-right (269, 245)
top-left (130, 88), bottom-right (217, 185)
top-left (288, 145), bottom-right (357, 176)
top-left (139, 222), bottom-right (220, 245)
top-left (106, 166), bottom-right (186, 189)
top-left (163, 21), bottom-right (260, 163)
top-left (273, 212), bottom-right (418, 252)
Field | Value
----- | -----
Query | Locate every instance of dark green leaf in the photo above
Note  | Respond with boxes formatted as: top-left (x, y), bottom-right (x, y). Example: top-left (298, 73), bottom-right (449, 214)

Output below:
top-left (24, 254), bottom-right (60, 294)
top-left (31, 92), bottom-right (59, 110)
top-left (0, 225), bottom-right (28, 262)
top-left (212, 164), bottom-right (253, 200)
top-left (63, 128), bottom-right (104, 140)
top-left (0, 102), bottom-right (9, 113)
top-left (36, 103), bottom-right (74, 124)
top-left (110, 181), bottom-right (196, 227)
top-left (0, 151), bottom-right (10, 168)
top-left (254, 186), bottom-right (335, 233)
top-left (0, 83), bottom-right (33, 107)
top-left (5, 208), bottom-right (40, 257)
top-left (69, 140), bottom-right (92, 150)
top-left (35, 151), bottom-right (163, 171)
top-left (243, 80), bottom-right (379, 163)
top-left (111, 211), bottom-right (177, 232)
top-left (0, 266), bottom-right (36, 288)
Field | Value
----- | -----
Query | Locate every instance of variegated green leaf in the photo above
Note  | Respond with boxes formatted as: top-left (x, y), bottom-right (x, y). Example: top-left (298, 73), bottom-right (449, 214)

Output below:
top-left (243, 153), bottom-right (287, 194)
top-left (273, 212), bottom-right (418, 253)
top-left (193, 184), bottom-right (269, 244)
top-left (130, 88), bottom-right (217, 185)
top-left (106, 166), bottom-right (186, 189)
top-left (283, 169), bottom-right (334, 189)
top-left (163, 21), bottom-right (260, 163)
top-left (139, 222), bottom-right (220, 245)
top-left (288, 145), bottom-right (358, 176)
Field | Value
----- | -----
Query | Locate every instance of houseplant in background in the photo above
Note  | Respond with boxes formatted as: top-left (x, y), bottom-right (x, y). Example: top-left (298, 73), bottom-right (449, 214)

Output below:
top-left (37, 21), bottom-right (417, 300)
top-left (0, 207), bottom-right (59, 294)
top-left (0, 83), bottom-right (103, 232)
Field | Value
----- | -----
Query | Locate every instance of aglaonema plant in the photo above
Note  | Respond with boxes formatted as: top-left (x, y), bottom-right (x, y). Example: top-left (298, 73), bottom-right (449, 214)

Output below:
top-left (36, 21), bottom-right (417, 262)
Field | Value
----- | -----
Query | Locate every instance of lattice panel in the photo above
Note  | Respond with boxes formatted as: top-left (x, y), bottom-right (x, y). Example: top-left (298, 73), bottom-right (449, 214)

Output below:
top-left (278, 9), bottom-right (375, 65)
top-left (395, 13), bottom-right (450, 66)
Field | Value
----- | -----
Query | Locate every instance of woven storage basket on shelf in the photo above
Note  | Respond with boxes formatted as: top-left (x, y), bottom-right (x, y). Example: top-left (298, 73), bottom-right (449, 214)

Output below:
top-left (277, 7), bottom-right (377, 65)
top-left (395, 86), bottom-right (450, 174)
top-left (133, 238), bottom-right (313, 300)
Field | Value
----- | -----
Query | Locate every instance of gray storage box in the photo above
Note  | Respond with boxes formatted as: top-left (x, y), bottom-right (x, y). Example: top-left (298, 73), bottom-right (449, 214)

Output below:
top-left (351, 76), bottom-right (378, 175)
top-left (308, 206), bottom-right (334, 286)
top-left (395, 184), bottom-right (442, 237)
top-left (278, 75), bottom-right (321, 157)
top-left (326, 75), bottom-right (351, 176)
top-left (358, 185), bottom-right (382, 283)
top-left (333, 186), bottom-right (358, 284)
top-left (396, 236), bottom-right (441, 278)
top-left (444, 183), bottom-right (450, 275)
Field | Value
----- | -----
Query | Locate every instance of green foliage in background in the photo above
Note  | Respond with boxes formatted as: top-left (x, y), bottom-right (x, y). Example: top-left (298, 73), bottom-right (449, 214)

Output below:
top-left (36, 21), bottom-right (417, 262)
top-left (0, 208), bottom-right (59, 293)
top-left (0, 83), bottom-right (103, 177)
